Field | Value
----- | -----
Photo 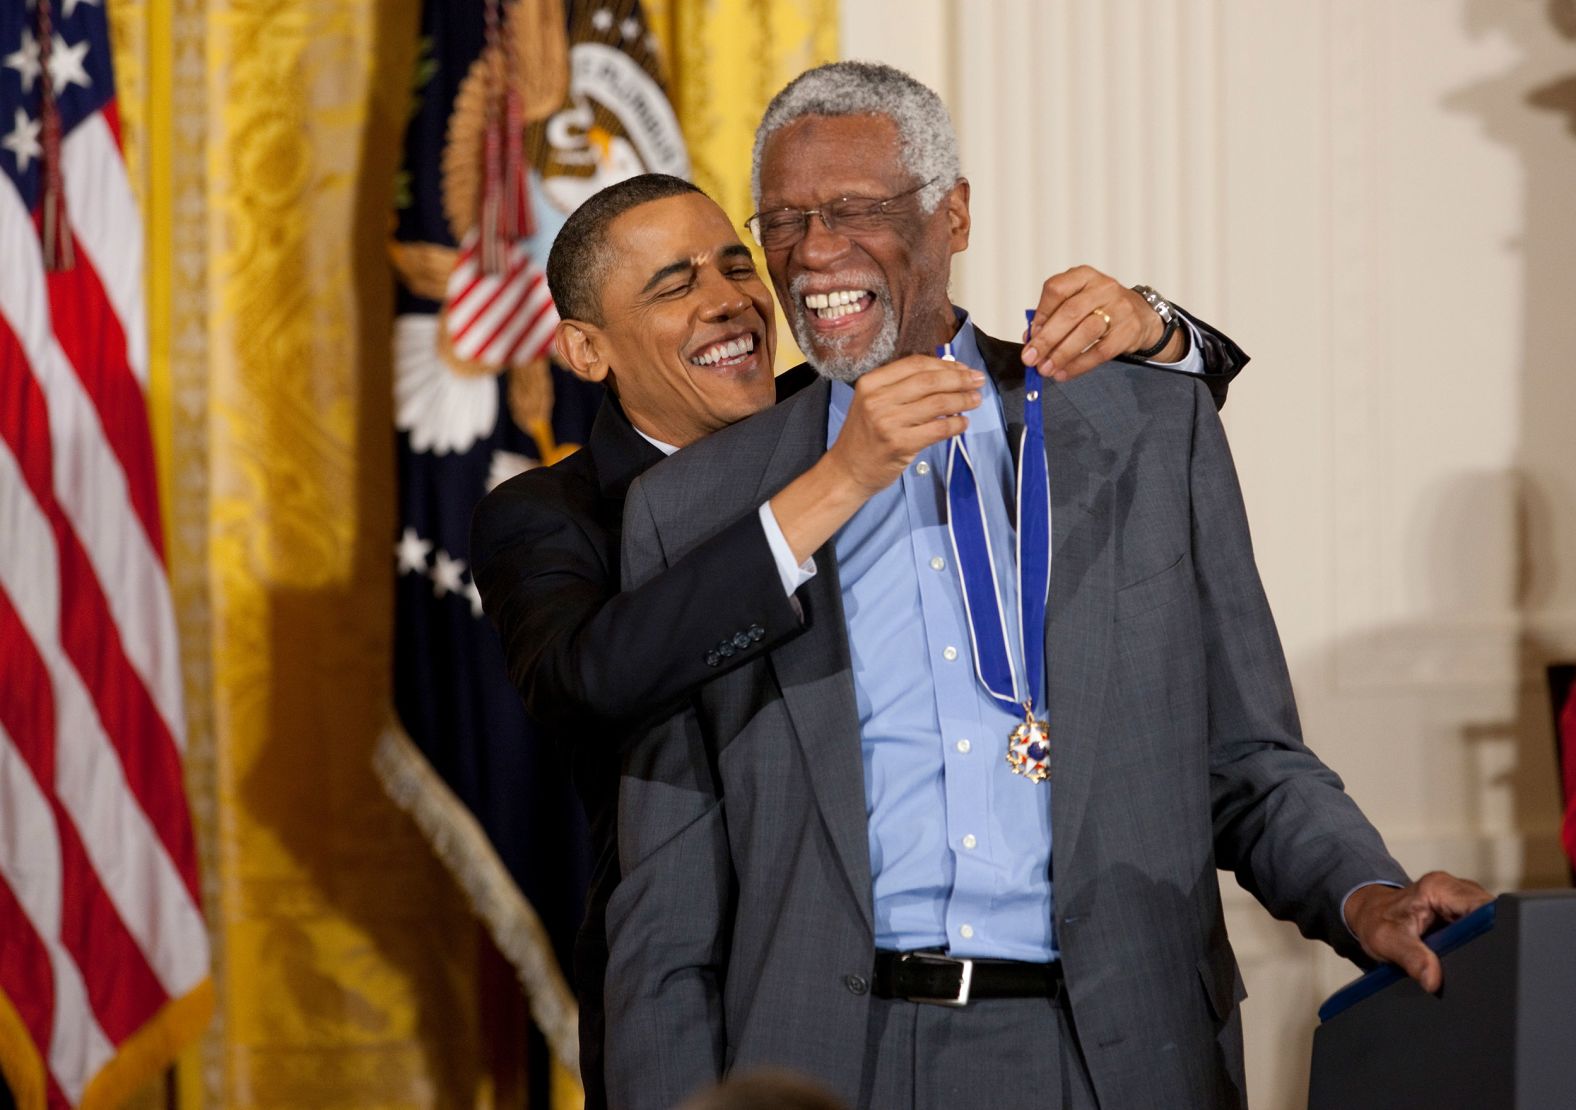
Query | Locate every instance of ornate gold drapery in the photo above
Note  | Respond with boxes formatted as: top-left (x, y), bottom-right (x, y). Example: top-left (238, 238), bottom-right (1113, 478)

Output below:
top-left (127, 0), bottom-right (495, 1104)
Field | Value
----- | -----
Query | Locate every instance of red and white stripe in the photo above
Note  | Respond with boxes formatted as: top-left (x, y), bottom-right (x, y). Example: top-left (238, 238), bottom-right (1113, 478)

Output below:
top-left (0, 85), bottom-right (209, 1109)
top-left (441, 228), bottom-right (559, 369)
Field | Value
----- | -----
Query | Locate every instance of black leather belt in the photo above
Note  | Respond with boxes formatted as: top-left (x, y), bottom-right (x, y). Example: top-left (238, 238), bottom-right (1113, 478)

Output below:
top-left (871, 950), bottom-right (1064, 1007)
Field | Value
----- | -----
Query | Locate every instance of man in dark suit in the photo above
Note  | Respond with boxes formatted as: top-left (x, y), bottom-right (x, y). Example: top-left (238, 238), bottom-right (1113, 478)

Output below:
top-left (602, 62), bottom-right (1491, 1107)
top-left (471, 173), bottom-right (1250, 1104)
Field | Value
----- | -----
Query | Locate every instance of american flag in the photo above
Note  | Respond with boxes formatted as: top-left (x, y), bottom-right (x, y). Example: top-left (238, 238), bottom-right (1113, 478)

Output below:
top-left (442, 226), bottom-right (559, 370)
top-left (0, 1), bottom-right (210, 1107)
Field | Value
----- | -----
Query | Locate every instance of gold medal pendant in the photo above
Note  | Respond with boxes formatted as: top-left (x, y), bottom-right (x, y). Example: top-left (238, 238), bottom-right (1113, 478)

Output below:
top-left (1004, 706), bottom-right (1051, 783)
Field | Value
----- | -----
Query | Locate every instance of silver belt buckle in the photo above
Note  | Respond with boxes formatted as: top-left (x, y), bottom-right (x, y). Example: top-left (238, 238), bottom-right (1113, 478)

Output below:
top-left (904, 953), bottom-right (974, 1007)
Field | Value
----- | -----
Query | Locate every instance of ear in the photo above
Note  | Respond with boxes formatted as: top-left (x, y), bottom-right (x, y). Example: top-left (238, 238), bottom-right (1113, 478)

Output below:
top-left (946, 177), bottom-right (971, 254)
top-left (554, 320), bottom-right (608, 384)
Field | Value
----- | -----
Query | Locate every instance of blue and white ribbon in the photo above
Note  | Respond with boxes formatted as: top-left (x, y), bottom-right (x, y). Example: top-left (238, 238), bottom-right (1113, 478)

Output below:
top-left (940, 312), bottom-right (1052, 716)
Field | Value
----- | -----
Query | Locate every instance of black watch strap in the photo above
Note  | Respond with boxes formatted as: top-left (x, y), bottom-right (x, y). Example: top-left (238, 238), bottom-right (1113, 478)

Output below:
top-left (1130, 315), bottom-right (1179, 360)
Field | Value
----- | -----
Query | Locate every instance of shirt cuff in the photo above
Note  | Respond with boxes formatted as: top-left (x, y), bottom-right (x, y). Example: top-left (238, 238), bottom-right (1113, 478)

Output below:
top-left (1341, 880), bottom-right (1405, 938)
top-left (758, 501), bottom-right (817, 597)
top-left (1142, 315), bottom-right (1206, 376)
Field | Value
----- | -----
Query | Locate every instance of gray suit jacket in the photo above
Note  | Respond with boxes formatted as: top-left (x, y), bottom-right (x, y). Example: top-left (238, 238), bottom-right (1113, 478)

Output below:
top-left (604, 329), bottom-right (1407, 1109)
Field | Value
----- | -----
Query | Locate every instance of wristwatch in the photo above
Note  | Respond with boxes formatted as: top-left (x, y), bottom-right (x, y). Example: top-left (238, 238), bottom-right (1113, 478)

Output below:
top-left (1129, 284), bottom-right (1179, 359)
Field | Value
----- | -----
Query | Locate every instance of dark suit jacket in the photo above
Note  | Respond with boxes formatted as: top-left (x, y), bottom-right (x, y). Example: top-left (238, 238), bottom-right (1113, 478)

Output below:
top-left (471, 310), bottom-right (1247, 1105)
top-left (604, 325), bottom-right (1403, 1109)
top-left (471, 385), bottom-right (809, 1107)
top-left (1146, 299), bottom-right (1247, 412)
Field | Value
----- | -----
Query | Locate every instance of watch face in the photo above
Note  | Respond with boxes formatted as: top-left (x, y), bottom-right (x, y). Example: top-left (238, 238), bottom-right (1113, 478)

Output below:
top-left (1134, 285), bottom-right (1175, 324)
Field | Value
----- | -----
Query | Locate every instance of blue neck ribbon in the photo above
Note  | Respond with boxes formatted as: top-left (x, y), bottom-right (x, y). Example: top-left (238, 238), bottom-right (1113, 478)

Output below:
top-left (941, 311), bottom-right (1052, 717)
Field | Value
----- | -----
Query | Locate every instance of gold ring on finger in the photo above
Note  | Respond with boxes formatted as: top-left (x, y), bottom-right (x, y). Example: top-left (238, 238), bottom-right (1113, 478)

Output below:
top-left (1089, 306), bottom-right (1113, 339)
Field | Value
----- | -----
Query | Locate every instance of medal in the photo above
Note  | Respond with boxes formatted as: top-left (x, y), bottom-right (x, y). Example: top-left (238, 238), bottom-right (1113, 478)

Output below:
top-left (940, 312), bottom-right (1054, 783)
top-left (1006, 706), bottom-right (1051, 783)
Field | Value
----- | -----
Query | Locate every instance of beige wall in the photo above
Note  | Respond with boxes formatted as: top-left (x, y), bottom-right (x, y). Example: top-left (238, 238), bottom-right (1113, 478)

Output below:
top-left (842, 2), bottom-right (1576, 1105)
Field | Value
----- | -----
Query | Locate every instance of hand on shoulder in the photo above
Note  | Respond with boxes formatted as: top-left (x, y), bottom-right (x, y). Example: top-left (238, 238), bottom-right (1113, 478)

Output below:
top-left (1022, 264), bottom-right (1185, 380)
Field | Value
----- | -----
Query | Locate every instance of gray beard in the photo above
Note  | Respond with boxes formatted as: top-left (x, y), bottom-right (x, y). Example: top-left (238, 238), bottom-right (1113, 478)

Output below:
top-left (787, 281), bottom-right (900, 384)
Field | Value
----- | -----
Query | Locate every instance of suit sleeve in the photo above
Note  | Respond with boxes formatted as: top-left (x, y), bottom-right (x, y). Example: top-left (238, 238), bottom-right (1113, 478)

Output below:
top-left (470, 476), bottom-right (805, 739)
top-left (603, 479), bottom-right (734, 1107)
top-left (1169, 301), bottom-right (1250, 412)
top-left (1187, 380), bottom-right (1408, 962)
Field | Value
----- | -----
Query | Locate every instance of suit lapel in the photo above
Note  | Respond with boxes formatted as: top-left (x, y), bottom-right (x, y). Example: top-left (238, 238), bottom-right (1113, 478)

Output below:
top-left (753, 380), bottom-right (875, 929)
top-left (590, 394), bottom-right (665, 502)
top-left (977, 329), bottom-right (1115, 881)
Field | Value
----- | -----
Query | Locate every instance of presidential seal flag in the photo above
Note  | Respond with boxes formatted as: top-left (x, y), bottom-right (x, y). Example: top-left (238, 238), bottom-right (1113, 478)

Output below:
top-left (373, 0), bottom-right (686, 1097)
top-left (0, 0), bottom-right (212, 1107)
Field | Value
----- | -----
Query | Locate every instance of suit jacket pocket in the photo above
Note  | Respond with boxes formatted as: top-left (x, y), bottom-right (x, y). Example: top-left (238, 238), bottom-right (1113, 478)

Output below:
top-left (1196, 943), bottom-right (1247, 1022)
top-left (1116, 552), bottom-right (1187, 621)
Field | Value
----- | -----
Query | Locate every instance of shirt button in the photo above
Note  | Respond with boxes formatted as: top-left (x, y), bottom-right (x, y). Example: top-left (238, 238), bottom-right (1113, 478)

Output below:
top-left (915, 460), bottom-right (931, 475)
top-left (844, 973), bottom-right (869, 995)
top-left (956, 739), bottom-right (971, 754)
top-left (959, 924), bottom-right (975, 940)
top-left (930, 556), bottom-right (946, 571)
top-left (962, 834), bottom-right (977, 850)
top-left (942, 646), bottom-right (958, 662)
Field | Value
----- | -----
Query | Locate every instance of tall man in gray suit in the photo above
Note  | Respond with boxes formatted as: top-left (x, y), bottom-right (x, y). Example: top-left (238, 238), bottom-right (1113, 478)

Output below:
top-left (604, 62), bottom-right (1491, 1108)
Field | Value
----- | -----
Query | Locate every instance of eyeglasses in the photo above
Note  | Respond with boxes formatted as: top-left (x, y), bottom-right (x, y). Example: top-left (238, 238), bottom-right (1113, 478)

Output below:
top-left (745, 178), bottom-right (939, 250)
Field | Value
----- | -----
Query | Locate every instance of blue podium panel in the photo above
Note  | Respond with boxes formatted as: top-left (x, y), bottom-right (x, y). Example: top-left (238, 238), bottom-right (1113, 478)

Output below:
top-left (1309, 891), bottom-right (1576, 1110)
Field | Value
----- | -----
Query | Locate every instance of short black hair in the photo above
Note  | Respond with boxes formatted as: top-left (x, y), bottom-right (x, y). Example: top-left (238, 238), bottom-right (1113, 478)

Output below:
top-left (546, 173), bottom-right (705, 324)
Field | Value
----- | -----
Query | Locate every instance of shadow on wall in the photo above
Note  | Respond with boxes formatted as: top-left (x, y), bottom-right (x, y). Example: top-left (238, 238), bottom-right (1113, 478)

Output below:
top-left (219, 6), bottom-right (500, 1104)
top-left (1442, 0), bottom-right (1576, 872)
top-left (1306, 0), bottom-right (1576, 930)
top-left (1313, 0), bottom-right (1576, 884)
top-left (1259, 7), bottom-right (1576, 1107)
top-left (1328, 471), bottom-right (1569, 880)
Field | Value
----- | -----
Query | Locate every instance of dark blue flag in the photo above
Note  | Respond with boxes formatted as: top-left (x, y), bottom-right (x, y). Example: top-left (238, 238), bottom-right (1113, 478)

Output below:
top-left (376, 0), bottom-right (684, 1097)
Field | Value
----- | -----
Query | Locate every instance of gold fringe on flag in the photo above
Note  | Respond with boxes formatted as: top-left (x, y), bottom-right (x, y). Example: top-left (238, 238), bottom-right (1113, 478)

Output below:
top-left (79, 982), bottom-right (215, 1110)
top-left (0, 988), bottom-right (46, 1110)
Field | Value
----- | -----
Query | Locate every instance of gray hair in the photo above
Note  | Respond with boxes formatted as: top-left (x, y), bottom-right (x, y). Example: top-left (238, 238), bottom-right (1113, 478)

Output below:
top-left (750, 61), bottom-right (961, 213)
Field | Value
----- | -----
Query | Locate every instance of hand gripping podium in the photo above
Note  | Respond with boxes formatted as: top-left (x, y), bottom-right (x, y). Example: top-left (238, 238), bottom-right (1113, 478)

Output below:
top-left (1309, 892), bottom-right (1576, 1109)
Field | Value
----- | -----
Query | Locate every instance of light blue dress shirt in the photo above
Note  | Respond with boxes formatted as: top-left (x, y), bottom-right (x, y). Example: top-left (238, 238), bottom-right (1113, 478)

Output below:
top-left (817, 317), bottom-right (1393, 960)
top-left (827, 314), bottom-right (1059, 962)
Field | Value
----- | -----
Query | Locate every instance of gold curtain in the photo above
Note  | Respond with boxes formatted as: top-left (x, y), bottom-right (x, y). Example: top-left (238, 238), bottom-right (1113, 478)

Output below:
top-left (115, 0), bottom-right (837, 1105)
top-left (123, 0), bottom-right (498, 1104)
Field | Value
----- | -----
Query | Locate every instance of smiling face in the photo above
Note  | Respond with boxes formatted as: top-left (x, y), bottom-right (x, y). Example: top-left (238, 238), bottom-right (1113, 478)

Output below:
top-left (756, 113), bottom-right (970, 381)
top-left (561, 192), bottom-right (778, 448)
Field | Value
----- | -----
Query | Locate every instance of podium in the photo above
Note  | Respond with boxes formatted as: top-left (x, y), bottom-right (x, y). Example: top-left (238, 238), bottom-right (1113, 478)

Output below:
top-left (1309, 891), bottom-right (1576, 1109)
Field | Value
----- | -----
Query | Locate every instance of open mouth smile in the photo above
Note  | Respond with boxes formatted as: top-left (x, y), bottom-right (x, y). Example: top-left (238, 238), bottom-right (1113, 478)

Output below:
top-left (803, 289), bottom-right (875, 320)
top-left (689, 331), bottom-right (759, 368)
